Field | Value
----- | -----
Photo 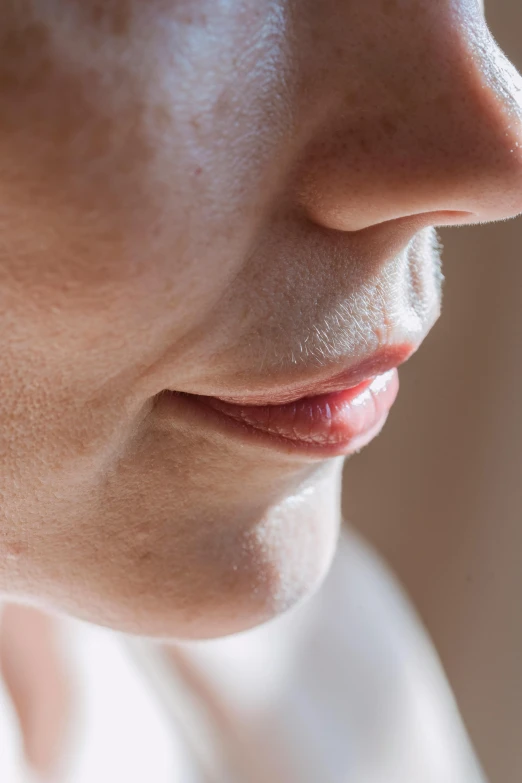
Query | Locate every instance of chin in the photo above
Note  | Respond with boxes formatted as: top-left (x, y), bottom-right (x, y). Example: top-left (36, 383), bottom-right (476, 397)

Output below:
top-left (31, 460), bottom-right (343, 641)
top-left (88, 460), bottom-right (344, 641)
top-left (195, 464), bottom-right (342, 640)
top-left (179, 461), bottom-right (343, 640)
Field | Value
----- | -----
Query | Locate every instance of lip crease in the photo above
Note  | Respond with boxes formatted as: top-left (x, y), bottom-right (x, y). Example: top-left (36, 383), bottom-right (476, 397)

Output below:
top-left (173, 343), bottom-right (415, 457)
top-left (206, 344), bottom-right (415, 407)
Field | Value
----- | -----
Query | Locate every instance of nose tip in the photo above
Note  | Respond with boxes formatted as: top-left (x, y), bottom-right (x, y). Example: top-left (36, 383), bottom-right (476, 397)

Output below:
top-left (294, 8), bottom-right (522, 233)
top-left (463, 29), bottom-right (522, 223)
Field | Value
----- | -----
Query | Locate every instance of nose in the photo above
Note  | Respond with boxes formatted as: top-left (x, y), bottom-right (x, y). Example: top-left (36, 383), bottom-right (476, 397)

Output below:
top-left (293, 0), bottom-right (522, 232)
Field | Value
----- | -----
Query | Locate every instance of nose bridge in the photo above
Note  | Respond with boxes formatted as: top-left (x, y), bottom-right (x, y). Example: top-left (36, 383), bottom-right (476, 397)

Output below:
top-left (294, 1), bottom-right (522, 232)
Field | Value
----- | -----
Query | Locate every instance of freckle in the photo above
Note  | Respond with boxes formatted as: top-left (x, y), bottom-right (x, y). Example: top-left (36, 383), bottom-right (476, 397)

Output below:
top-left (5, 541), bottom-right (25, 560)
top-left (194, 166), bottom-right (202, 176)
top-left (111, 5), bottom-right (132, 37)
top-left (90, 1), bottom-right (132, 37)
top-left (90, 2), bottom-right (105, 26)
top-left (380, 116), bottom-right (398, 138)
top-left (358, 135), bottom-right (371, 154)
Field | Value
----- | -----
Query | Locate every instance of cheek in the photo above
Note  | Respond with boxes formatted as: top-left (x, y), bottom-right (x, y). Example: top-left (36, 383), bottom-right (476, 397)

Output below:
top-left (0, 2), bottom-right (337, 638)
top-left (0, 17), bottom-right (297, 414)
top-left (0, 0), bottom-right (296, 339)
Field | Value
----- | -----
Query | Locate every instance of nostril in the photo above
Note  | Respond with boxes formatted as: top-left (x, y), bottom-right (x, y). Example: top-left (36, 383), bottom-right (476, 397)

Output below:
top-left (426, 210), bottom-right (476, 227)
top-left (306, 209), bottom-right (477, 236)
top-left (374, 211), bottom-right (477, 231)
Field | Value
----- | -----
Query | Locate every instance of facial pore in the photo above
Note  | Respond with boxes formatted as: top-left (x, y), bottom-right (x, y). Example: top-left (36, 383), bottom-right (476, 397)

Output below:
top-left (1, 0), bottom-right (522, 638)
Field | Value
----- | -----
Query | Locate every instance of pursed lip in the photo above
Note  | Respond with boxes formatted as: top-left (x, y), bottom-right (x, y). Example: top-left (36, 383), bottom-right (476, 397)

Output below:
top-left (155, 343), bottom-right (420, 459)
top-left (166, 367), bottom-right (400, 459)
top-left (206, 343), bottom-right (417, 407)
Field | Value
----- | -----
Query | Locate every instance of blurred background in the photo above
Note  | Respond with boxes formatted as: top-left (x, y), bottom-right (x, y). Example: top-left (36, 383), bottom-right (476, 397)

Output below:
top-left (344, 3), bottom-right (522, 781)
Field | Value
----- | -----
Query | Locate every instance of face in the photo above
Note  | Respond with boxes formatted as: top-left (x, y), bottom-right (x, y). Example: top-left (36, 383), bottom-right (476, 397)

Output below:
top-left (1, 0), bottom-right (521, 638)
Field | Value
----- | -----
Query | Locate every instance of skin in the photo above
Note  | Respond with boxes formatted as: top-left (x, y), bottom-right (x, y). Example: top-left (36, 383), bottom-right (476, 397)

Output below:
top-left (0, 605), bottom-right (72, 780)
top-left (0, 0), bottom-right (522, 639)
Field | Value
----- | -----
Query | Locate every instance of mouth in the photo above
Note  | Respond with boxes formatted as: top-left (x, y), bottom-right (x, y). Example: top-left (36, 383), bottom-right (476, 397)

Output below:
top-left (158, 345), bottom-right (415, 459)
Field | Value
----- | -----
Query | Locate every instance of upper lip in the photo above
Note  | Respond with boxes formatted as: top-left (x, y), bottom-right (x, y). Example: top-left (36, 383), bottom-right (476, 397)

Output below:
top-left (205, 343), bottom-right (417, 407)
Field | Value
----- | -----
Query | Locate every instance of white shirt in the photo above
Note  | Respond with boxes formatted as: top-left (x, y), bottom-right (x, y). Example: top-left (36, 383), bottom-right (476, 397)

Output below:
top-left (0, 531), bottom-right (487, 783)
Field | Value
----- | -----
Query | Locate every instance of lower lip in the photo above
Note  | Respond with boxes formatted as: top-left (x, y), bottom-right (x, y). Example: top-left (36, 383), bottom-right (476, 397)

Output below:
top-left (178, 369), bottom-right (399, 458)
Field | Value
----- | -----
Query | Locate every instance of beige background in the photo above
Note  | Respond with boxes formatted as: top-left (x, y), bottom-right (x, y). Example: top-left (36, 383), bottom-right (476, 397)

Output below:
top-left (343, 3), bottom-right (522, 780)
